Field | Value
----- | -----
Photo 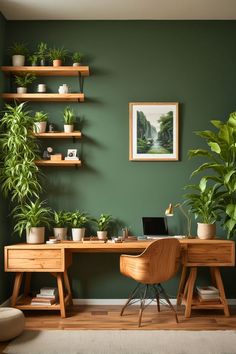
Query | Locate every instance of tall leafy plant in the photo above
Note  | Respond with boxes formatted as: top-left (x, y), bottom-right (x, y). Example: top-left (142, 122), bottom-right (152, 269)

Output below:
top-left (0, 102), bottom-right (41, 204)
top-left (188, 112), bottom-right (236, 238)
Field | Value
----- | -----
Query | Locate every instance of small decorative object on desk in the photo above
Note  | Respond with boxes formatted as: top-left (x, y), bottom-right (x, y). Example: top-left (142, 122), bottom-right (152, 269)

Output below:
top-left (50, 154), bottom-right (63, 161)
top-left (65, 149), bottom-right (79, 160)
top-left (48, 123), bottom-right (56, 132)
top-left (43, 147), bottom-right (53, 160)
top-left (58, 84), bottom-right (69, 94)
top-left (122, 227), bottom-right (129, 239)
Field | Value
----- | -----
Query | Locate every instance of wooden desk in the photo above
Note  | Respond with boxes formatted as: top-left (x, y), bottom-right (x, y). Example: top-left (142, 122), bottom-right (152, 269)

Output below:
top-left (4, 239), bottom-right (235, 318)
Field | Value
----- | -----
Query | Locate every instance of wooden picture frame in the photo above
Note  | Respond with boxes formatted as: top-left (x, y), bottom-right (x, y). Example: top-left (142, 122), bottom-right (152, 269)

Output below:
top-left (129, 102), bottom-right (179, 161)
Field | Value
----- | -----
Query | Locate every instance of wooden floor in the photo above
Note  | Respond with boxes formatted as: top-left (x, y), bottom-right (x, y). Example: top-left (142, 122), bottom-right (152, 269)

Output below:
top-left (1, 305), bottom-right (236, 352)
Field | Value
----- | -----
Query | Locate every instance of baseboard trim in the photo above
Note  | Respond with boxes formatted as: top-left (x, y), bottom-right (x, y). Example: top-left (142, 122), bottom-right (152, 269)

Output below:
top-left (2, 297), bottom-right (236, 307)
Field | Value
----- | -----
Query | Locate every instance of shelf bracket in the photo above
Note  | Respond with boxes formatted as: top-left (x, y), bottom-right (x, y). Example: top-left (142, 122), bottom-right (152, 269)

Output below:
top-left (77, 72), bottom-right (84, 93)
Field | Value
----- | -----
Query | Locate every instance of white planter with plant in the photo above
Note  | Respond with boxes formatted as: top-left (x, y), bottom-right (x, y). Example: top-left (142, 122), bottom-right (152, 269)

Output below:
top-left (29, 54), bottom-right (38, 66)
top-left (72, 51), bottom-right (82, 66)
top-left (63, 106), bottom-right (75, 132)
top-left (33, 111), bottom-right (48, 133)
top-left (14, 72), bottom-right (36, 94)
top-left (93, 214), bottom-right (112, 240)
top-left (37, 42), bottom-right (48, 66)
top-left (53, 211), bottom-right (70, 240)
top-left (9, 42), bottom-right (28, 66)
top-left (13, 200), bottom-right (51, 244)
top-left (70, 211), bottom-right (88, 241)
top-left (48, 47), bottom-right (67, 67)
top-left (184, 178), bottom-right (224, 240)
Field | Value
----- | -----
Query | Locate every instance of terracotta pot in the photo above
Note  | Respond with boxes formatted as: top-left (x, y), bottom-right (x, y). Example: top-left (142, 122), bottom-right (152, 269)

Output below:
top-left (26, 227), bottom-right (45, 244)
top-left (197, 223), bottom-right (216, 239)
top-left (72, 228), bottom-right (85, 241)
top-left (97, 231), bottom-right (107, 240)
top-left (53, 59), bottom-right (62, 67)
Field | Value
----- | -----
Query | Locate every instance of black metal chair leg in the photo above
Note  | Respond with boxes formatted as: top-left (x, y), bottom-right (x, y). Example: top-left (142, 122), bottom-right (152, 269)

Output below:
top-left (158, 284), bottom-right (179, 323)
top-left (120, 283), bottom-right (141, 316)
top-left (138, 284), bottom-right (148, 327)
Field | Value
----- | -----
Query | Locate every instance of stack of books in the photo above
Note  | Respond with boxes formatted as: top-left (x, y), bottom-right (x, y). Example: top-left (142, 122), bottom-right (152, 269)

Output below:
top-left (197, 286), bottom-right (220, 302)
top-left (31, 287), bottom-right (58, 306)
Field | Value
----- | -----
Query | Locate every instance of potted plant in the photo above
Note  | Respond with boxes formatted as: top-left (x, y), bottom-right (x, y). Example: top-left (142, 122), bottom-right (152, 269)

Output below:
top-left (184, 178), bottom-right (225, 239)
top-left (48, 47), bottom-right (67, 67)
top-left (37, 42), bottom-right (48, 66)
top-left (63, 106), bottom-right (75, 132)
top-left (70, 210), bottom-right (89, 241)
top-left (8, 41), bottom-right (29, 66)
top-left (33, 111), bottom-right (48, 133)
top-left (0, 102), bottom-right (41, 204)
top-left (14, 72), bottom-right (36, 93)
top-left (13, 200), bottom-right (52, 244)
top-left (28, 54), bottom-right (38, 66)
top-left (53, 210), bottom-right (71, 240)
top-left (93, 214), bottom-right (112, 240)
top-left (72, 52), bottom-right (82, 66)
top-left (188, 112), bottom-right (236, 238)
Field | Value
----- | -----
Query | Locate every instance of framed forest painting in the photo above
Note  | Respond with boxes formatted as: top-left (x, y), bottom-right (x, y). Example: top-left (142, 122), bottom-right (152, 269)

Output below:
top-left (129, 102), bottom-right (179, 161)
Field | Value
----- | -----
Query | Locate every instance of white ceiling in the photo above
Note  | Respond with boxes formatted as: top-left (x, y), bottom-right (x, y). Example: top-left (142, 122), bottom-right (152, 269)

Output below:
top-left (1, 0), bottom-right (236, 20)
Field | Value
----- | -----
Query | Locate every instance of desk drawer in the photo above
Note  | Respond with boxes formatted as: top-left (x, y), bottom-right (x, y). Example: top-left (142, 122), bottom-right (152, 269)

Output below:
top-left (183, 243), bottom-right (235, 266)
top-left (5, 249), bottom-right (64, 271)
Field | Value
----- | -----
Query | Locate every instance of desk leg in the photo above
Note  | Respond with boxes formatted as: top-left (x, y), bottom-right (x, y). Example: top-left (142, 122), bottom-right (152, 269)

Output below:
top-left (185, 267), bottom-right (197, 318)
top-left (11, 272), bottom-right (23, 306)
top-left (211, 267), bottom-right (230, 317)
top-left (24, 273), bottom-right (31, 297)
top-left (177, 266), bottom-right (187, 306)
top-left (63, 270), bottom-right (73, 306)
top-left (57, 273), bottom-right (66, 318)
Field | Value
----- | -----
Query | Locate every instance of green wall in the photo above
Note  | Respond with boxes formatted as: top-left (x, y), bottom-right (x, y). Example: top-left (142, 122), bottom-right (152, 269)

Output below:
top-left (3, 20), bottom-right (236, 299)
top-left (0, 12), bottom-right (11, 303)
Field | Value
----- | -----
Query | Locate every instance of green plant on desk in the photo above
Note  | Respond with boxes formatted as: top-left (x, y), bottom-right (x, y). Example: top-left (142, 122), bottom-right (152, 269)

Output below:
top-left (53, 210), bottom-right (71, 227)
top-left (93, 214), bottom-right (112, 231)
top-left (70, 210), bottom-right (89, 228)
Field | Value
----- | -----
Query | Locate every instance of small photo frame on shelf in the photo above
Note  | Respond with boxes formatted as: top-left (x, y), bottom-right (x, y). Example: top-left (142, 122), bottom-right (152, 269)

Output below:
top-left (129, 102), bottom-right (179, 161)
top-left (65, 149), bottom-right (79, 160)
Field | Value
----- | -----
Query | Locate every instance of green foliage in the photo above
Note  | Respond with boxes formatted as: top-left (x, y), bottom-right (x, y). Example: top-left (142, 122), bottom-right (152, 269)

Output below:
top-left (13, 200), bottom-right (52, 237)
top-left (28, 55), bottom-right (38, 65)
top-left (184, 180), bottom-right (225, 224)
top-left (37, 42), bottom-right (48, 60)
top-left (48, 47), bottom-right (67, 61)
top-left (158, 111), bottom-right (173, 153)
top-left (93, 214), bottom-right (112, 231)
top-left (72, 52), bottom-right (82, 63)
top-left (53, 211), bottom-right (71, 227)
top-left (8, 42), bottom-right (29, 56)
top-left (136, 111), bottom-right (155, 153)
top-left (14, 72), bottom-right (36, 87)
top-left (188, 112), bottom-right (236, 238)
top-left (0, 102), bottom-right (41, 204)
top-left (34, 111), bottom-right (48, 122)
top-left (137, 137), bottom-right (152, 153)
top-left (63, 106), bottom-right (75, 125)
top-left (70, 210), bottom-right (89, 228)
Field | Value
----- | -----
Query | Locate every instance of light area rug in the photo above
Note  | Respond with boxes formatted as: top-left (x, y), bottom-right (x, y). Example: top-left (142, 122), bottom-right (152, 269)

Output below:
top-left (3, 330), bottom-right (236, 354)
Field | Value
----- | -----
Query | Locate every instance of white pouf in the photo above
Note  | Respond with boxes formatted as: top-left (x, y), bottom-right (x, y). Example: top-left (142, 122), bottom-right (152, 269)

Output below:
top-left (0, 307), bottom-right (25, 341)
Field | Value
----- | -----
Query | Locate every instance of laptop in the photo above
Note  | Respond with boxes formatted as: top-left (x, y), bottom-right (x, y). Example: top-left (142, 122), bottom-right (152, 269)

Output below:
top-left (142, 217), bottom-right (169, 239)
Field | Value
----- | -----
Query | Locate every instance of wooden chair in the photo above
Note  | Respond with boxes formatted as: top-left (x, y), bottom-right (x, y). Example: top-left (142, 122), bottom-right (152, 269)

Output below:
top-left (120, 238), bottom-right (181, 327)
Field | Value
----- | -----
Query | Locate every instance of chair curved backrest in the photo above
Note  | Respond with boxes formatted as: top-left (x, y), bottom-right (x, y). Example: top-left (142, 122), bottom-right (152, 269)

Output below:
top-left (120, 238), bottom-right (181, 284)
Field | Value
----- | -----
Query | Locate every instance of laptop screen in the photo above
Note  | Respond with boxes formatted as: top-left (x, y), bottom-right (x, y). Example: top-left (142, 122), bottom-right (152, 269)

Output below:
top-left (142, 217), bottom-right (169, 236)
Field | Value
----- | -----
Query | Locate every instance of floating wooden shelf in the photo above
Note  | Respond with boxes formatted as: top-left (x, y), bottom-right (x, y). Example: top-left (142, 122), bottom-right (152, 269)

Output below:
top-left (35, 160), bottom-right (82, 167)
top-left (1, 66), bottom-right (90, 76)
top-left (33, 131), bottom-right (82, 139)
top-left (2, 93), bottom-right (85, 102)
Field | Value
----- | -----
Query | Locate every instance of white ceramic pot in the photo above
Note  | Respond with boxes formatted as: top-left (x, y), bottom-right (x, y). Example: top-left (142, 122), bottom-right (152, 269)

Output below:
top-left (17, 87), bottom-right (27, 94)
top-left (26, 227), bottom-right (45, 244)
top-left (64, 124), bottom-right (74, 133)
top-left (34, 121), bottom-right (47, 133)
top-left (37, 84), bottom-right (46, 93)
top-left (72, 228), bottom-right (85, 241)
top-left (53, 227), bottom-right (67, 240)
top-left (197, 223), bottom-right (216, 239)
top-left (12, 55), bottom-right (25, 66)
top-left (97, 231), bottom-right (107, 240)
top-left (73, 62), bottom-right (80, 66)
